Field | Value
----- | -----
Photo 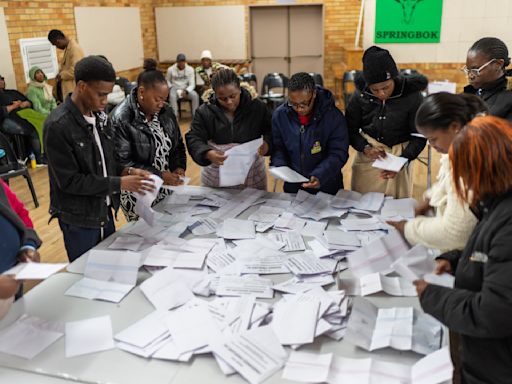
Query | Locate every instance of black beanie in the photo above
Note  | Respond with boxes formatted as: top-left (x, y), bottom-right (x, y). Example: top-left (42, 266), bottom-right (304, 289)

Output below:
top-left (362, 46), bottom-right (399, 85)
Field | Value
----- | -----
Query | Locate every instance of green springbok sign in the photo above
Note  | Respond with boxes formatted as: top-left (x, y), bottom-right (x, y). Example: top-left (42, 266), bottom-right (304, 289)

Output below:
top-left (374, 0), bottom-right (443, 43)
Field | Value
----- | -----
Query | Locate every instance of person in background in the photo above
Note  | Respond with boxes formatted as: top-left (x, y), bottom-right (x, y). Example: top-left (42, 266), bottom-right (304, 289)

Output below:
top-left (186, 68), bottom-right (271, 189)
top-left (112, 59), bottom-right (187, 221)
top-left (167, 53), bottom-right (199, 118)
top-left (0, 75), bottom-right (43, 163)
top-left (48, 29), bottom-right (85, 102)
top-left (416, 116), bottom-right (512, 384)
top-left (44, 56), bottom-right (154, 261)
top-left (271, 72), bottom-right (349, 195)
top-left (26, 66), bottom-right (57, 116)
top-left (387, 93), bottom-right (485, 252)
top-left (463, 37), bottom-right (512, 121)
top-left (195, 50), bottom-right (229, 97)
top-left (346, 46), bottom-right (427, 198)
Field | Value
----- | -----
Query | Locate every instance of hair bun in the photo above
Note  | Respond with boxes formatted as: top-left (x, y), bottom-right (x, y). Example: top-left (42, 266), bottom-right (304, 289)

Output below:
top-left (143, 58), bottom-right (158, 71)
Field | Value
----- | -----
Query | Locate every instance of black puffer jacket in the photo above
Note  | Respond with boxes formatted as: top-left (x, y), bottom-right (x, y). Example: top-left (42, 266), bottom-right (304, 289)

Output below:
top-left (420, 191), bottom-right (512, 384)
top-left (346, 74), bottom-right (427, 161)
top-left (464, 76), bottom-right (512, 121)
top-left (111, 89), bottom-right (187, 176)
top-left (185, 87), bottom-right (272, 166)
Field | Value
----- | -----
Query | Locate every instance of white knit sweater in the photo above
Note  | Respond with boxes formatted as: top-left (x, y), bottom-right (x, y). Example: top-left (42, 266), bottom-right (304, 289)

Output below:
top-left (404, 154), bottom-right (477, 252)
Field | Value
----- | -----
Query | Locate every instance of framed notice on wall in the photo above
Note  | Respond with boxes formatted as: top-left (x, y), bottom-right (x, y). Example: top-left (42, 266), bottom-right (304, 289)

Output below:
top-left (374, 0), bottom-right (443, 43)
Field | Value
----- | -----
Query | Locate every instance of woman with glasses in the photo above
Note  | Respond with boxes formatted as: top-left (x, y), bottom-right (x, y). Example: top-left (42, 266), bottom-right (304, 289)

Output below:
top-left (112, 59), bottom-right (187, 221)
top-left (463, 37), bottom-right (512, 121)
top-left (271, 72), bottom-right (349, 195)
top-left (186, 68), bottom-right (271, 189)
top-left (416, 116), bottom-right (512, 384)
top-left (346, 46), bottom-right (427, 198)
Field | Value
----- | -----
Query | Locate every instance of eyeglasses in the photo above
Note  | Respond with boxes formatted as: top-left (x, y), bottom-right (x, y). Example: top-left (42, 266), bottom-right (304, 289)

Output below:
top-left (461, 59), bottom-right (496, 77)
top-left (287, 93), bottom-right (315, 110)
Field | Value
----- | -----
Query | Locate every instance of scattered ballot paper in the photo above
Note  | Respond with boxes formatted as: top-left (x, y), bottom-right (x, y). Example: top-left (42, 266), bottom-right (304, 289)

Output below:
top-left (216, 275), bottom-right (274, 299)
top-left (282, 351), bottom-right (333, 383)
top-left (372, 153), bottom-right (409, 172)
top-left (65, 315), bottom-right (115, 357)
top-left (269, 166), bottom-right (309, 183)
top-left (0, 314), bottom-right (63, 359)
top-left (3, 262), bottom-right (67, 280)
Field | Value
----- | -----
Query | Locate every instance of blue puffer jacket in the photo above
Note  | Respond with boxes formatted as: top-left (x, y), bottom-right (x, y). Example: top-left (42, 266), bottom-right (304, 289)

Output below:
top-left (271, 86), bottom-right (349, 195)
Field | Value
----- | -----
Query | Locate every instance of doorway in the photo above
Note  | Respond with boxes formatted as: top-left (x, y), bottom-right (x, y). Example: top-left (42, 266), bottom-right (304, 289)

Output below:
top-left (249, 4), bottom-right (324, 94)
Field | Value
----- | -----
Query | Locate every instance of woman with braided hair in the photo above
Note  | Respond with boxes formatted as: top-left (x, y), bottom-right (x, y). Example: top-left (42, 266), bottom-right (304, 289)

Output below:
top-left (463, 37), bottom-right (512, 121)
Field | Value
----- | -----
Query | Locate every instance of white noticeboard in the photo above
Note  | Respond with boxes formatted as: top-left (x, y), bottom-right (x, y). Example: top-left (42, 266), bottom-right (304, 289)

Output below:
top-left (74, 7), bottom-right (144, 71)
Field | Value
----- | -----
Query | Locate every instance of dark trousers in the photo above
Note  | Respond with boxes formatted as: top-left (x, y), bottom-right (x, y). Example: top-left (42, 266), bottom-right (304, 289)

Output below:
top-left (58, 210), bottom-right (116, 262)
top-left (1, 116), bottom-right (42, 163)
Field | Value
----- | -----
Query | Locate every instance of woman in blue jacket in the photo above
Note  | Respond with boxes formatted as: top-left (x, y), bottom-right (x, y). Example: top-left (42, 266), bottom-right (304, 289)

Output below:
top-left (271, 72), bottom-right (349, 195)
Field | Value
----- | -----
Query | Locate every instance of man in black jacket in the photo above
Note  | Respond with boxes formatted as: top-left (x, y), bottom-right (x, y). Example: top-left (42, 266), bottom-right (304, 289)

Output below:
top-left (44, 56), bottom-right (153, 262)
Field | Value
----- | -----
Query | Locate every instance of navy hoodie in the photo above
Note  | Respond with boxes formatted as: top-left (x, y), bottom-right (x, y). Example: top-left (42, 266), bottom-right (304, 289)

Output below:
top-left (271, 86), bottom-right (349, 195)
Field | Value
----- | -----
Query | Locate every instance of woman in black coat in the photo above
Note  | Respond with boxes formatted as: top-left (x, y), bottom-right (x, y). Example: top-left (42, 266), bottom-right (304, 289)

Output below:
top-left (416, 116), bottom-right (512, 384)
top-left (185, 69), bottom-right (271, 189)
top-left (463, 37), bottom-right (512, 121)
top-left (111, 59), bottom-right (187, 221)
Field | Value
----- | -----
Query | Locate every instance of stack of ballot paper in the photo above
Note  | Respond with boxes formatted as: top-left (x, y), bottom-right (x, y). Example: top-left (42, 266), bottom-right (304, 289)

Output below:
top-left (65, 250), bottom-right (141, 303)
top-left (269, 166), bottom-right (309, 183)
top-left (380, 197), bottom-right (417, 219)
top-left (282, 347), bottom-right (453, 384)
top-left (345, 298), bottom-right (443, 355)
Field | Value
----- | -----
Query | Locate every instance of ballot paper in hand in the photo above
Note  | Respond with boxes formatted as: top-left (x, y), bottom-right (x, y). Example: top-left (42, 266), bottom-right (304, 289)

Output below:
top-left (0, 314), bottom-right (64, 359)
top-left (219, 138), bottom-right (263, 187)
top-left (134, 174), bottom-right (164, 226)
top-left (339, 273), bottom-right (416, 297)
top-left (380, 198), bottom-right (417, 219)
top-left (65, 315), bottom-right (115, 357)
top-left (269, 166), bottom-right (309, 183)
top-left (372, 153), bottom-right (408, 172)
top-left (3, 262), bottom-right (67, 280)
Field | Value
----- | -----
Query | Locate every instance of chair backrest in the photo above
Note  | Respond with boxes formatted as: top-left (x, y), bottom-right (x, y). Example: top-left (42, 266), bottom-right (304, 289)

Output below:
top-left (342, 70), bottom-right (362, 106)
top-left (0, 131), bottom-right (21, 173)
top-left (400, 68), bottom-right (419, 77)
top-left (261, 73), bottom-right (289, 95)
top-left (309, 73), bottom-right (324, 86)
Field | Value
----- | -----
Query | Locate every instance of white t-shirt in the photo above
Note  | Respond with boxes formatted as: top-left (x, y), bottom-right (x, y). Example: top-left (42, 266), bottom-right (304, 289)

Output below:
top-left (83, 114), bottom-right (110, 206)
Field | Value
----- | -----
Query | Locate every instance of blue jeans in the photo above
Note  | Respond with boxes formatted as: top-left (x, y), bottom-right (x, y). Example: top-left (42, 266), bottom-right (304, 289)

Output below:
top-left (58, 210), bottom-right (116, 262)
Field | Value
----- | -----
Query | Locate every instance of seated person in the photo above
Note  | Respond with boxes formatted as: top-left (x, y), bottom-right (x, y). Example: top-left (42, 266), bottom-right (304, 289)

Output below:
top-left (195, 50), bottom-right (229, 97)
top-left (26, 66), bottom-right (57, 116)
top-left (112, 59), bottom-right (187, 221)
top-left (346, 46), bottom-right (427, 198)
top-left (271, 72), bottom-right (349, 195)
top-left (186, 69), bottom-right (270, 189)
top-left (167, 53), bottom-right (199, 118)
top-left (0, 75), bottom-right (44, 163)
top-left (463, 37), bottom-right (512, 121)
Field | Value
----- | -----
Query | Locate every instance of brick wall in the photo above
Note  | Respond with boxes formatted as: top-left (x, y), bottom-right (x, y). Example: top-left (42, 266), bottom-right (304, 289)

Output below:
top-left (0, 0), bottom-right (156, 92)
top-left (2, 0), bottom-right (468, 94)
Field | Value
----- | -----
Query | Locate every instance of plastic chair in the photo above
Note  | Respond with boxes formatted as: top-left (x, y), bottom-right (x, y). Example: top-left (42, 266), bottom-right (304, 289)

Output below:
top-left (0, 132), bottom-right (39, 208)
top-left (342, 70), bottom-right (361, 107)
top-left (239, 73), bottom-right (258, 90)
top-left (260, 73), bottom-right (289, 111)
top-left (309, 73), bottom-right (324, 86)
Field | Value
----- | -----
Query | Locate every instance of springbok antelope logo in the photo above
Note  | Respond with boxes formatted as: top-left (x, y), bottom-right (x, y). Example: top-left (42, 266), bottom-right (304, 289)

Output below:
top-left (394, 0), bottom-right (424, 24)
